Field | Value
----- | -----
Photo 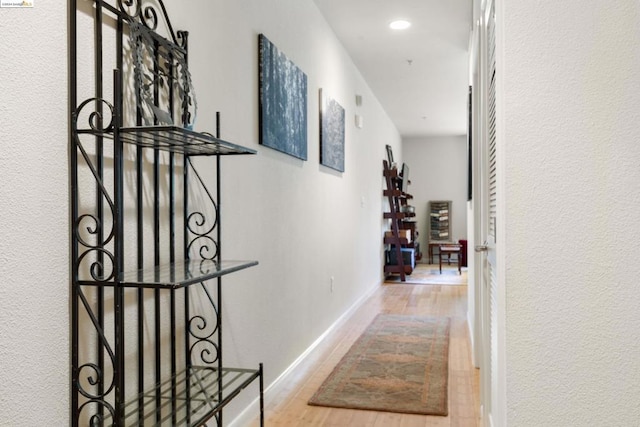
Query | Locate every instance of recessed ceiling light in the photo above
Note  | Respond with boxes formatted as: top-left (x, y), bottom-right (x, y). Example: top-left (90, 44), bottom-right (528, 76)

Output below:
top-left (389, 20), bottom-right (411, 30)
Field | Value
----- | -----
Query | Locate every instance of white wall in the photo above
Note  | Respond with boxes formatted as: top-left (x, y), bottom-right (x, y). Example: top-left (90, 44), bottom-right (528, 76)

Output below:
top-left (501, 0), bottom-right (640, 425)
top-left (169, 1), bottom-right (401, 421)
top-left (168, 1), bottom-right (400, 420)
top-left (0, 0), bottom-right (400, 424)
top-left (403, 136), bottom-right (468, 261)
top-left (0, 3), bottom-right (69, 424)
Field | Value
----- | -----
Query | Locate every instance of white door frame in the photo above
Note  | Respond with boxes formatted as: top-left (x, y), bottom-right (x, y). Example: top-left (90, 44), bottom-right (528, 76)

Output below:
top-left (471, 0), bottom-right (507, 425)
top-left (493, 0), bottom-right (507, 424)
top-left (469, 12), bottom-right (482, 372)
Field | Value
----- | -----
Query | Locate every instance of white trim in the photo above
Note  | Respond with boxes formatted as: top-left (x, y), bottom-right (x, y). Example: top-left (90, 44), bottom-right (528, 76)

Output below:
top-left (466, 311), bottom-right (478, 366)
top-left (494, 0), bottom-right (508, 424)
top-left (469, 13), bottom-right (483, 371)
top-left (228, 282), bottom-right (381, 427)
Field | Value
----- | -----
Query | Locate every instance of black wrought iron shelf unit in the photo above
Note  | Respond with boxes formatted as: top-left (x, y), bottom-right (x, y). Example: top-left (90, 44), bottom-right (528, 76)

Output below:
top-left (70, 1), bottom-right (263, 426)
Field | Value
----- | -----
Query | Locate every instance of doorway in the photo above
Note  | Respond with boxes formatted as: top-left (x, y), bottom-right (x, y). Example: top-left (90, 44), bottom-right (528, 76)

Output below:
top-left (470, 0), bottom-right (506, 425)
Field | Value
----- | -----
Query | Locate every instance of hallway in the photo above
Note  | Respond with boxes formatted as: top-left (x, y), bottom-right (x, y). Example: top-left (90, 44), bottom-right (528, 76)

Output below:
top-left (253, 271), bottom-right (481, 426)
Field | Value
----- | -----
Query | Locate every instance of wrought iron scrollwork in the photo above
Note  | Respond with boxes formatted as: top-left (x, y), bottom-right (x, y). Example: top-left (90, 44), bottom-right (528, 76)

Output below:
top-left (187, 266), bottom-right (221, 365)
top-left (186, 158), bottom-right (219, 261)
top-left (71, 136), bottom-right (116, 248)
top-left (76, 363), bottom-right (115, 400)
top-left (75, 353), bottom-right (117, 424)
top-left (188, 315), bottom-right (220, 366)
top-left (185, 156), bottom-right (221, 364)
top-left (140, 2), bottom-right (159, 31)
top-left (76, 287), bottom-right (117, 395)
top-left (74, 97), bottom-right (115, 133)
top-left (187, 212), bottom-right (219, 260)
top-left (118, 0), bottom-right (178, 44)
top-left (75, 214), bottom-right (113, 249)
top-left (73, 98), bottom-right (117, 283)
top-left (176, 29), bottom-right (188, 50)
top-left (78, 399), bottom-right (116, 427)
top-left (116, 0), bottom-right (139, 19)
top-left (76, 247), bottom-right (116, 282)
top-left (72, 95), bottom-right (118, 420)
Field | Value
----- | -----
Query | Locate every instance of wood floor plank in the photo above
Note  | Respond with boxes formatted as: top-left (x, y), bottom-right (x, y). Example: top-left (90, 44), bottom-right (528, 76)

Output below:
top-left (248, 270), bottom-right (481, 427)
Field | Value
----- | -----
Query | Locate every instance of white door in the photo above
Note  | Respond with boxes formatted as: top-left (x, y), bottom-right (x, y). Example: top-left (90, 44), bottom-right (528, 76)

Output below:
top-left (475, 0), bottom-right (502, 425)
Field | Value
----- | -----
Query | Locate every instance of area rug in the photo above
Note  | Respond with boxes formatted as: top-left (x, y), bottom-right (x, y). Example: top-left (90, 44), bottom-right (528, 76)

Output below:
top-left (385, 263), bottom-right (467, 285)
top-left (308, 314), bottom-right (450, 416)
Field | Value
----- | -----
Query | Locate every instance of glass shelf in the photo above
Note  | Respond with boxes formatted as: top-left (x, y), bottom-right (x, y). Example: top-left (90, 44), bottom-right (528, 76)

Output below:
top-left (110, 365), bottom-right (262, 426)
top-left (78, 125), bottom-right (257, 156)
top-left (119, 259), bottom-right (259, 289)
top-left (119, 126), bottom-right (257, 156)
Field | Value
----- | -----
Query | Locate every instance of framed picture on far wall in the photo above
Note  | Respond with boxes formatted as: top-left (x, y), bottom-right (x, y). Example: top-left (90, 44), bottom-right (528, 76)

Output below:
top-left (385, 144), bottom-right (394, 167)
top-left (319, 89), bottom-right (345, 172)
top-left (258, 33), bottom-right (308, 160)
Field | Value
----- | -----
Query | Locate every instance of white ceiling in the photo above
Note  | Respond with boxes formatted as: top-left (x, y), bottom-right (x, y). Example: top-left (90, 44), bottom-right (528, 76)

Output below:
top-left (313, 0), bottom-right (472, 138)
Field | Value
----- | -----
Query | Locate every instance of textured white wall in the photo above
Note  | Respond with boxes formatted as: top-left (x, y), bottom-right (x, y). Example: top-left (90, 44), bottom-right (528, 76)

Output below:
top-left (0, 3), bottom-right (69, 425)
top-left (0, 0), bottom-right (399, 424)
top-left (167, 0), bottom-right (401, 421)
top-left (502, 1), bottom-right (640, 425)
top-left (402, 136), bottom-right (468, 260)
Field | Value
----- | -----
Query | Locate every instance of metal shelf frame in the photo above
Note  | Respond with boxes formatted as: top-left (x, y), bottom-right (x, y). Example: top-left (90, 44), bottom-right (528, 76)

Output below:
top-left (69, 1), bottom-right (263, 425)
top-left (104, 365), bottom-right (263, 426)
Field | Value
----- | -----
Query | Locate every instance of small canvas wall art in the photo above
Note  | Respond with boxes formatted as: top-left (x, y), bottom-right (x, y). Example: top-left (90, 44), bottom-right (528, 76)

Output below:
top-left (319, 89), bottom-right (345, 172)
top-left (259, 34), bottom-right (308, 160)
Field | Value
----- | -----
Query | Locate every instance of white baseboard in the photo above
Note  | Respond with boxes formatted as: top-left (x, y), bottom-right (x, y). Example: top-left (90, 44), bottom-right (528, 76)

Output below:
top-left (467, 310), bottom-right (479, 368)
top-left (228, 282), bottom-right (381, 427)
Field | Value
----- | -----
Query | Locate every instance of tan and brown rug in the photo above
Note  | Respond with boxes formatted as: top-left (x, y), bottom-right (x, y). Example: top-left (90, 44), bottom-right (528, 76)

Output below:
top-left (385, 263), bottom-right (467, 285)
top-left (308, 314), bottom-right (450, 416)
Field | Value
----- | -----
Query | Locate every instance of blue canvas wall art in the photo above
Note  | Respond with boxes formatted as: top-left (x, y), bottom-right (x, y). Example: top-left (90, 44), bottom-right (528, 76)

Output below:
top-left (259, 34), bottom-right (308, 160)
top-left (319, 89), bottom-right (345, 172)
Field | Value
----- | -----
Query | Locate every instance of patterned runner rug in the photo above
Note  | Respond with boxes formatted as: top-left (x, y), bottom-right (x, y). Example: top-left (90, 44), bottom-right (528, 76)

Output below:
top-left (308, 314), bottom-right (450, 415)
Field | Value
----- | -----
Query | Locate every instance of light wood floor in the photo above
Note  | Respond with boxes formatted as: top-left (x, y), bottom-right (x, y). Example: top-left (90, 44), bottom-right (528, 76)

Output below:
top-left (250, 268), bottom-right (481, 427)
